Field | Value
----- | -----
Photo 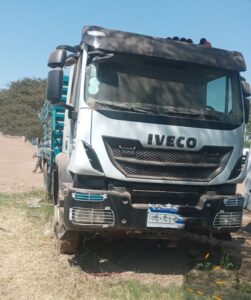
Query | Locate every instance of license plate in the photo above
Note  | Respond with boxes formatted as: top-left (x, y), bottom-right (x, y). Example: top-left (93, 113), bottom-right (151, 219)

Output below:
top-left (147, 204), bottom-right (185, 228)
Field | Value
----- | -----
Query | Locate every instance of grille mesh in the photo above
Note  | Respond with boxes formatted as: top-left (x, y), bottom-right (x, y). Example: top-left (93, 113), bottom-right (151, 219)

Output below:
top-left (113, 147), bottom-right (223, 164)
top-left (104, 137), bottom-right (232, 181)
top-left (119, 162), bottom-right (215, 179)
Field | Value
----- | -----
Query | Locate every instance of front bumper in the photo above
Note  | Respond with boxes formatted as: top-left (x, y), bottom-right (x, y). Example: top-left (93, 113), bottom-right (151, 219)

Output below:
top-left (61, 184), bottom-right (244, 237)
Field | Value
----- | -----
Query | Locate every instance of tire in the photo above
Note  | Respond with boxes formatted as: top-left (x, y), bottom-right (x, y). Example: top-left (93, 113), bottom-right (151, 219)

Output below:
top-left (52, 169), bottom-right (59, 205)
top-left (56, 239), bottom-right (80, 255)
top-left (43, 162), bottom-right (51, 199)
top-left (53, 204), bottom-right (80, 255)
top-left (53, 166), bottom-right (80, 255)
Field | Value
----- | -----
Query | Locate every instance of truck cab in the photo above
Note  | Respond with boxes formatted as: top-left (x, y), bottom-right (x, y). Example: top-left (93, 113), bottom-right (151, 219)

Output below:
top-left (43, 26), bottom-right (250, 254)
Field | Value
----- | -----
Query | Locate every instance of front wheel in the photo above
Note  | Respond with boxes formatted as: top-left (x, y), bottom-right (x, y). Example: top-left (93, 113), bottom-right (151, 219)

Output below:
top-left (52, 159), bottom-right (80, 255)
top-left (53, 203), bottom-right (80, 255)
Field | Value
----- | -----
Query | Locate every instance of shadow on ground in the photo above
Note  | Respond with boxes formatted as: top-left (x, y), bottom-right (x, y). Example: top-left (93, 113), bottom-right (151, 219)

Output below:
top-left (69, 238), bottom-right (193, 275)
top-left (242, 222), bottom-right (251, 234)
top-left (67, 211), bottom-right (251, 281)
top-left (68, 236), bottom-right (244, 276)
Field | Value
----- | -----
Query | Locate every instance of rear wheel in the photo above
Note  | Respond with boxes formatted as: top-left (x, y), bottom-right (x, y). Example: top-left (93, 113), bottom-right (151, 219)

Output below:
top-left (43, 162), bottom-right (51, 199)
top-left (52, 169), bottom-right (59, 205)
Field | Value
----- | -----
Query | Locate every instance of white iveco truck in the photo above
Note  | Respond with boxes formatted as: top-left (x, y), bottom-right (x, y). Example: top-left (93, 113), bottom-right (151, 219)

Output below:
top-left (44, 26), bottom-right (250, 254)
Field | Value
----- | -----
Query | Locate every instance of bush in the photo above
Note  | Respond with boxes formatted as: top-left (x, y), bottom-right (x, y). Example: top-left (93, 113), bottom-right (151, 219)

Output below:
top-left (0, 78), bottom-right (46, 139)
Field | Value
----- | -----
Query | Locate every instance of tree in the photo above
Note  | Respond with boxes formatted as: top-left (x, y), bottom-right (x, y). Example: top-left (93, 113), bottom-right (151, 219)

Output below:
top-left (0, 78), bottom-right (46, 139)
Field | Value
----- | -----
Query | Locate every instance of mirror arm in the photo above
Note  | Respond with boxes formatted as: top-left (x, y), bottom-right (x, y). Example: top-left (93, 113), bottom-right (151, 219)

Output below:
top-left (55, 102), bottom-right (74, 111)
top-left (65, 104), bottom-right (74, 111)
top-left (56, 45), bottom-right (80, 53)
top-left (65, 53), bottom-right (79, 67)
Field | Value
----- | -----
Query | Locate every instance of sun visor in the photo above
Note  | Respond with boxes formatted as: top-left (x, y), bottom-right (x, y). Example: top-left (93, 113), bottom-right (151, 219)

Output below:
top-left (81, 26), bottom-right (246, 72)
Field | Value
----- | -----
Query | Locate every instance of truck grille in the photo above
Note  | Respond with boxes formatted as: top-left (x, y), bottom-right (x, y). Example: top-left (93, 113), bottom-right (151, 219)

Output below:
top-left (104, 137), bottom-right (232, 181)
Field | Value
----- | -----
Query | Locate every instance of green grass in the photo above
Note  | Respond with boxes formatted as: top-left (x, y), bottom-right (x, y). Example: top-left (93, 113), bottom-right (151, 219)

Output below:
top-left (194, 251), bottom-right (235, 271)
top-left (185, 270), bottom-right (251, 300)
top-left (104, 280), bottom-right (186, 300)
top-left (0, 189), bottom-right (53, 222)
top-left (103, 279), bottom-right (251, 300)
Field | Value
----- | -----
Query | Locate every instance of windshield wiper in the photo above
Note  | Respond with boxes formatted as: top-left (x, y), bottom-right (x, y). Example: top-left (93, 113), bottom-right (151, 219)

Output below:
top-left (160, 106), bottom-right (222, 121)
top-left (91, 100), bottom-right (160, 114)
top-left (129, 106), bottom-right (159, 114)
top-left (197, 111), bottom-right (222, 121)
top-left (168, 110), bottom-right (222, 121)
top-left (91, 100), bottom-right (222, 121)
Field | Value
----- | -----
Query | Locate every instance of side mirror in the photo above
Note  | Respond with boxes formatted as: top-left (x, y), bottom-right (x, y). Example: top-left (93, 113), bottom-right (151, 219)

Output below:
top-left (244, 98), bottom-right (250, 124)
top-left (48, 49), bottom-right (66, 68)
top-left (46, 68), bottom-right (63, 103)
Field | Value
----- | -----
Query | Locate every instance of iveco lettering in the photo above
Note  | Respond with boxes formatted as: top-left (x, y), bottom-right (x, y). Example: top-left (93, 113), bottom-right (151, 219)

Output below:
top-left (147, 134), bottom-right (197, 148)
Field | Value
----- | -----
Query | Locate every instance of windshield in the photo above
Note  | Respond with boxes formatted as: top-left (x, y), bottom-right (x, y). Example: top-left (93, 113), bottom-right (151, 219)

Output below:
top-left (84, 55), bottom-right (243, 124)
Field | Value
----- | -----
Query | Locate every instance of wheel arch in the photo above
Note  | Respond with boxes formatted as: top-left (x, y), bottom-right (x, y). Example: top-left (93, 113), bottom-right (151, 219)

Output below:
top-left (52, 153), bottom-right (73, 205)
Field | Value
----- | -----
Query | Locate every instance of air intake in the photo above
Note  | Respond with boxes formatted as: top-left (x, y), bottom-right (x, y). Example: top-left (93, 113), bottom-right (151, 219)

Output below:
top-left (69, 207), bottom-right (115, 227)
top-left (83, 142), bottom-right (103, 172)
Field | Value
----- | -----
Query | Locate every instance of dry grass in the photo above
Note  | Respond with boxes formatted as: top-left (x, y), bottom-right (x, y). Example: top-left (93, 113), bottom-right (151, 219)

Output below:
top-left (0, 191), bottom-right (251, 300)
top-left (0, 133), bottom-right (43, 193)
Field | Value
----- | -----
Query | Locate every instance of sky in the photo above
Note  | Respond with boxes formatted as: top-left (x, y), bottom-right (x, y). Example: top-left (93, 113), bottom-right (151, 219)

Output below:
top-left (0, 0), bottom-right (250, 88)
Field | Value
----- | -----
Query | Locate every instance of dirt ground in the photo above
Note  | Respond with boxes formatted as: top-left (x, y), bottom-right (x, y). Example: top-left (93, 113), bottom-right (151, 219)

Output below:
top-left (0, 133), bottom-right (251, 299)
top-left (0, 133), bottom-right (43, 192)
